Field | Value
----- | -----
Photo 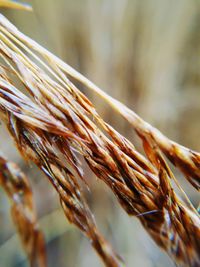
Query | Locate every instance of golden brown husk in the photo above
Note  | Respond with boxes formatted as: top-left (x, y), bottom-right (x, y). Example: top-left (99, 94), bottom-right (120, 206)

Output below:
top-left (0, 154), bottom-right (47, 267)
top-left (0, 14), bottom-right (199, 267)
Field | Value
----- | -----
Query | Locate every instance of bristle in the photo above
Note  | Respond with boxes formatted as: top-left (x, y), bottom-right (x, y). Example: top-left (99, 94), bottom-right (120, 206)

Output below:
top-left (0, 14), bottom-right (199, 267)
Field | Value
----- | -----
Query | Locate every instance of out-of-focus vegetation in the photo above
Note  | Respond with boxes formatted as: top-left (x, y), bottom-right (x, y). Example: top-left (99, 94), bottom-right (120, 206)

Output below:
top-left (0, 1), bottom-right (199, 266)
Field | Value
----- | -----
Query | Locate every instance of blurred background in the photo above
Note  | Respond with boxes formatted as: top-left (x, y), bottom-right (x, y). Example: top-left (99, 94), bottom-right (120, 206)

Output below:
top-left (0, 0), bottom-right (200, 266)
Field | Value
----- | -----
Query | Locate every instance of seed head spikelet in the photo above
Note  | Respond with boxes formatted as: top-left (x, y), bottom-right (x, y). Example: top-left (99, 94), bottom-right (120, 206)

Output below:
top-left (0, 14), bottom-right (199, 267)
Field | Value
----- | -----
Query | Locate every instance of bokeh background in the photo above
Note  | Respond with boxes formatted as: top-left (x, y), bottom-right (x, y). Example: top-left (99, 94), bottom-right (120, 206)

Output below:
top-left (0, 0), bottom-right (200, 266)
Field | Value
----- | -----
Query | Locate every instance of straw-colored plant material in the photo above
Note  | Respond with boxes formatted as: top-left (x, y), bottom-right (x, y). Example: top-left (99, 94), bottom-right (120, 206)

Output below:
top-left (0, 71), bottom-right (122, 266)
top-left (0, 153), bottom-right (46, 267)
top-left (0, 0), bottom-right (31, 10)
top-left (0, 14), bottom-right (199, 267)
